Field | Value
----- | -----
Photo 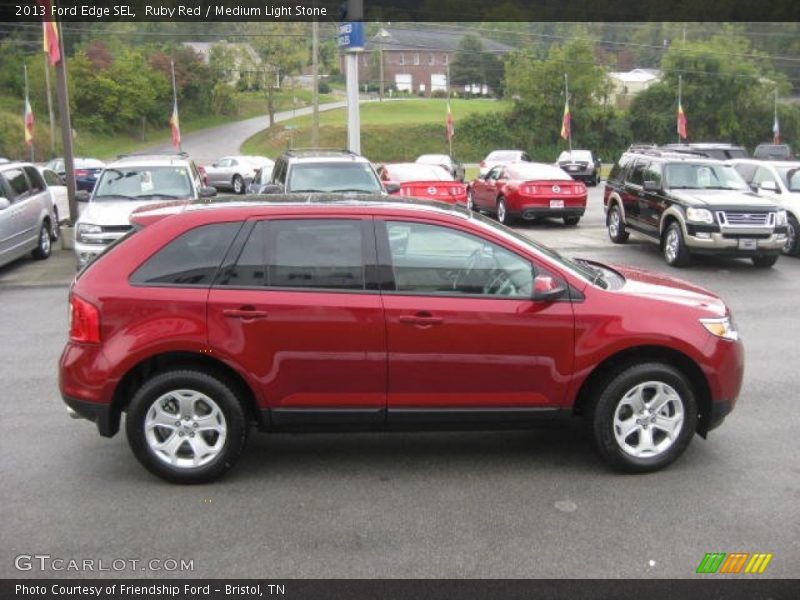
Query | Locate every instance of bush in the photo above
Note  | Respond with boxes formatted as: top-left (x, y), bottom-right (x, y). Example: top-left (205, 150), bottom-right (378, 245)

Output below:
top-left (318, 81), bottom-right (331, 94)
top-left (211, 83), bottom-right (239, 116)
top-left (430, 90), bottom-right (448, 99)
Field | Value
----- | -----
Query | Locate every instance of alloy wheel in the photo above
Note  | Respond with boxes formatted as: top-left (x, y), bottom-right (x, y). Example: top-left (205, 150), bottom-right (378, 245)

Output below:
top-left (613, 381), bottom-right (685, 458)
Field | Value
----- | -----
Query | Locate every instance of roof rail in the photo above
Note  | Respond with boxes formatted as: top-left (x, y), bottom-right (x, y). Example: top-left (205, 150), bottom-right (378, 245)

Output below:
top-left (116, 151), bottom-right (190, 160)
top-left (284, 148), bottom-right (358, 155)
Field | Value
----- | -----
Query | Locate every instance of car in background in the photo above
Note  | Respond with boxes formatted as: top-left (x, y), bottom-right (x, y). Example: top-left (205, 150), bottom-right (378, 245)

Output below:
top-left (469, 162), bottom-right (587, 226)
top-left (556, 149), bottom-right (602, 186)
top-left (478, 150), bottom-right (531, 176)
top-left (378, 163), bottom-right (467, 205)
top-left (415, 154), bottom-right (465, 182)
top-left (38, 166), bottom-right (70, 225)
top-left (73, 154), bottom-right (215, 267)
top-left (61, 195), bottom-right (745, 482)
top-left (661, 143), bottom-right (748, 161)
top-left (753, 144), bottom-right (793, 161)
top-left (604, 149), bottom-right (787, 268)
top-left (730, 158), bottom-right (800, 256)
top-left (45, 157), bottom-right (105, 192)
top-left (261, 149), bottom-right (393, 195)
top-left (247, 161), bottom-right (277, 194)
top-left (203, 156), bottom-right (270, 195)
top-left (0, 161), bottom-right (57, 267)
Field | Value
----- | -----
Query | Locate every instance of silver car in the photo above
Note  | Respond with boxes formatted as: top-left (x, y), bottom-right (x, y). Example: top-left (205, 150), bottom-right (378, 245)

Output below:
top-left (0, 162), bottom-right (57, 267)
top-left (203, 156), bottom-right (269, 194)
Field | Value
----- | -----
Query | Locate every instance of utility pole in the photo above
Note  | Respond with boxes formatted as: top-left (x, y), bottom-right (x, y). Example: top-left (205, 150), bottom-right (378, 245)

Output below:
top-left (565, 72), bottom-right (572, 155)
top-left (53, 20), bottom-right (77, 223)
top-left (311, 16), bottom-right (319, 147)
top-left (379, 45), bottom-right (384, 102)
top-left (43, 54), bottom-right (56, 154)
top-left (344, 0), bottom-right (363, 154)
top-left (24, 63), bottom-right (33, 162)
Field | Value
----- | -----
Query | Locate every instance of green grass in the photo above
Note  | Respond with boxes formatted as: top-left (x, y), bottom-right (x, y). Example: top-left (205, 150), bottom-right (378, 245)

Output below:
top-left (241, 98), bottom-right (508, 162)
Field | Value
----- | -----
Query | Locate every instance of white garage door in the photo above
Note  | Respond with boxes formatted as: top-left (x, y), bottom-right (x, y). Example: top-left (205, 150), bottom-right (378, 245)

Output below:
top-left (395, 73), bottom-right (412, 92)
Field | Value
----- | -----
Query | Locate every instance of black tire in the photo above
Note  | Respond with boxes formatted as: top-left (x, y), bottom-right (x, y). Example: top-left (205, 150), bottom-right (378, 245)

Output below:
top-left (563, 215), bottom-right (581, 227)
top-left (31, 221), bottom-right (52, 260)
top-left (232, 175), bottom-right (245, 195)
top-left (662, 222), bottom-right (692, 267)
top-left (496, 197), bottom-right (513, 225)
top-left (752, 254), bottom-right (779, 268)
top-left (466, 188), bottom-right (475, 211)
top-left (125, 370), bottom-right (248, 484)
top-left (783, 215), bottom-right (799, 256)
top-left (588, 362), bottom-right (698, 473)
top-left (50, 209), bottom-right (60, 242)
top-left (606, 204), bottom-right (629, 244)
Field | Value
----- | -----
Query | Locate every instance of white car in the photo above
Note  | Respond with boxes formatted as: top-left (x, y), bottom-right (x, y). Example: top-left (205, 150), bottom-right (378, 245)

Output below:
top-left (478, 149), bottom-right (531, 176)
top-left (38, 166), bottom-right (70, 224)
top-left (203, 155), bottom-right (271, 194)
top-left (730, 159), bottom-right (800, 256)
top-left (74, 154), bottom-right (215, 267)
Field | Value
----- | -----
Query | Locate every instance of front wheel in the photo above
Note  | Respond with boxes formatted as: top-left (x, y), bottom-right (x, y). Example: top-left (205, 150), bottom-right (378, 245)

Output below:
top-left (232, 175), bottom-right (244, 195)
top-left (466, 188), bottom-right (474, 211)
top-left (606, 204), bottom-right (629, 244)
top-left (31, 221), bottom-right (52, 260)
top-left (125, 370), bottom-right (248, 484)
top-left (589, 363), bottom-right (697, 473)
top-left (662, 222), bottom-right (691, 267)
top-left (752, 254), bottom-right (778, 268)
top-left (563, 215), bottom-right (581, 227)
top-left (783, 215), bottom-right (799, 256)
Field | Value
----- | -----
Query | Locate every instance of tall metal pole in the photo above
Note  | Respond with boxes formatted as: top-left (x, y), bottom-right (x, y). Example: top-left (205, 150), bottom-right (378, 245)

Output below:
top-left (54, 20), bottom-right (77, 223)
top-left (43, 53), bottom-right (56, 155)
top-left (379, 45), bottom-right (384, 102)
top-left (170, 58), bottom-right (181, 152)
top-left (311, 17), bottom-right (319, 147)
top-left (24, 63), bottom-right (33, 162)
top-left (678, 74), bottom-right (682, 145)
top-left (565, 73), bottom-right (572, 154)
top-left (447, 62), bottom-right (453, 158)
top-left (345, 0), bottom-right (363, 154)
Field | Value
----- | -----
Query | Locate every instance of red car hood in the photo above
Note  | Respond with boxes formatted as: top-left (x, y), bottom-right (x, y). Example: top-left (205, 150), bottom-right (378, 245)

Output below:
top-left (602, 262), bottom-right (727, 315)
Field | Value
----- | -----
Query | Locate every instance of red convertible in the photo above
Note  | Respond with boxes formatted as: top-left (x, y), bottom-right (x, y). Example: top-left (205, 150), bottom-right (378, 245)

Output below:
top-left (468, 162), bottom-right (588, 226)
top-left (378, 163), bottom-right (468, 205)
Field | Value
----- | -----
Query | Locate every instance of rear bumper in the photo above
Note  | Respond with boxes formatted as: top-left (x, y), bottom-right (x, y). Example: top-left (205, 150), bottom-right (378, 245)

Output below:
top-left (62, 394), bottom-right (119, 437)
top-left (515, 207), bottom-right (586, 220)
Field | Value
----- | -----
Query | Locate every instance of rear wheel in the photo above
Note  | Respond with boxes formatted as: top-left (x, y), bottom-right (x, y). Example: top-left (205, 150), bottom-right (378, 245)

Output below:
top-left (662, 222), bottom-right (691, 267)
top-left (32, 221), bottom-right (52, 260)
top-left (125, 370), bottom-right (248, 484)
top-left (606, 204), bottom-right (629, 243)
top-left (50, 209), bottom-right (60, 242)
top-left (496, 197), bottom-right (512, 225)
top-left (466, 188), bottom-right (474, 211)
top-left (563, 215), bottom-right (581, 227)
top-left (783, 215), bottom-right (799, 256)
top-left (589, 362), bottom-right (697, 473)
top-left (752, 254), bottom-right (778, 268)
top-left (232, 175), bottom-right (245, 194)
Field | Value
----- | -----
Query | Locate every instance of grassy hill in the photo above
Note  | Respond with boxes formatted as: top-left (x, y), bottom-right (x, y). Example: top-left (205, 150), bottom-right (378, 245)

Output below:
top-left (241, 98), bottom-right (509, 163)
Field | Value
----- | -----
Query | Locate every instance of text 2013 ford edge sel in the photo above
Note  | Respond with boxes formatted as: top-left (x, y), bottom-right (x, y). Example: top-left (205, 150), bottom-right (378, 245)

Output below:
top-left (59, 196), bottom-right (744, 483)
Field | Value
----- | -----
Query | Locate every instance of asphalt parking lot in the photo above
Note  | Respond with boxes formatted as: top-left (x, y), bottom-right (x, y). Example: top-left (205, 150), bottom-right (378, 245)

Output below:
top-left (1, 187), bottom-right (798, 579)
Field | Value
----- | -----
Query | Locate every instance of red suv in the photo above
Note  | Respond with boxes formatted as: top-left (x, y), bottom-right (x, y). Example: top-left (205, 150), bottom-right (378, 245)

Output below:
top-left (60, 196), bottom-right (744, 483)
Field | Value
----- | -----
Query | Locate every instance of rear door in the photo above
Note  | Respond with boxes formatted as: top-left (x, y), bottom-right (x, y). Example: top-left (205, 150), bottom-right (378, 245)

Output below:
top-left (638, 161), bottom-right (664, 234)
top-left (207, 216), bottom-right (387, 425)
top-left (622, 160), bottom-right (646, 226)
top-left (0, 168), bottom-right (36, 256)
top-left (473, 166), bottom-right (501, 209)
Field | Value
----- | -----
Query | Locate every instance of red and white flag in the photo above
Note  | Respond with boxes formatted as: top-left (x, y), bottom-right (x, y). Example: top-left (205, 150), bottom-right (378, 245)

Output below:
top-left (36, 0), bottom-right (61, 66)
top-left (169, 100), bottom-right (181, 149)
top-left (24, 97), bottom-right (34, 147)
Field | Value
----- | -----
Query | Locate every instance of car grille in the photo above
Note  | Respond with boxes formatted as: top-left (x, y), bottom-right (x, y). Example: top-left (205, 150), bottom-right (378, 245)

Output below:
top-left (716, 211), bottom-right (774, 227)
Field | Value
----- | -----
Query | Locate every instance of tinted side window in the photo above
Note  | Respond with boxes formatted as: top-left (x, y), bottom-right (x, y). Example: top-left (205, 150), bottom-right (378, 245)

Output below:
top-left (644, 162), bottom-right (662, 187)
top-left (733, 163), bottom-right (757, 183)
top-left (267, 219), bottom-right (364, 290)
top-left (608, 156), bottom-right (629, 183)
top-left (217, 221), bottom-right (267, 287)
top-left (273, 160), bottom-right (287, 185)
top-left (3, 168), bottom-right (30, 201)
top-left (24, 167), bottom-right (46, 193)
top-left (626, 160), bottom-right (646, 186)
top-left (131, 222), bottom-right (240, 286)
top-left (43, 169), bottom-right (62, 186)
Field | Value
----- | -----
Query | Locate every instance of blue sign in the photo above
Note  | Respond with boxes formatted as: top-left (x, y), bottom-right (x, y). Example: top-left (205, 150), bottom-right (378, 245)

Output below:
top-left (337, 22), bottom-right (364, 52)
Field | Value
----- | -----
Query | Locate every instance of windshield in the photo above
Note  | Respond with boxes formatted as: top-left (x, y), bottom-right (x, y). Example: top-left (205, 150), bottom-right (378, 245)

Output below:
top-left (776, 166), bottom-right (800, 192)
top-left (93, 166), bottom-right (193, 200)
top-left (469, 211), bottom-right (600, 286)
top-left (509, 163), bottom-right (572, 181)
top-left (416, 155), bottom-right (450, 165)
top-left (558, 150), bottom-right (592, 163)
top-left (385, 164), bottom-right (452, 182)
top-left (287, 162), bottom-right (383, 193)
top-left (663, 163), bottom-right (750, 191)
top-left (486, 151), bottom-right (521, 162)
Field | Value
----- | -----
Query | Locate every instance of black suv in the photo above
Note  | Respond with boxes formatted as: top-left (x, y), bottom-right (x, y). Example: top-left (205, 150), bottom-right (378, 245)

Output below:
top-left (260, 149), bottom-right (394, 194)
top-left (603, 149), bottom-right (788, 268)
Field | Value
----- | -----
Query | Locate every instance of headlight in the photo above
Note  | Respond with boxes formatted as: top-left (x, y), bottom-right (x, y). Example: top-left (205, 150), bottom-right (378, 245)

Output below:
top-left (77, 223), bottom-right (101, 244)
top-left (686, 207), bottom-right (714, 224)
top-left (700, 316), bottom-right (739, 341)
top-left (776, 210), bottom-right (787, 226)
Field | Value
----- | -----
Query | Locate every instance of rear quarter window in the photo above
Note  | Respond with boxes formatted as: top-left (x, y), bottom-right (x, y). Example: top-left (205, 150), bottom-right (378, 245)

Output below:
top-left (130, 222), bottom-right (241, 286)
top-left (607, 156), bottom-right (630, 183)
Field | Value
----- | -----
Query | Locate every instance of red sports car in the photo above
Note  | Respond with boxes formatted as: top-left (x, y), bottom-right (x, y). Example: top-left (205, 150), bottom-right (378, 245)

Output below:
top-left (468, 162), bottom-right (588, 226)
top-left (378, 163), bottom-right (468, 205)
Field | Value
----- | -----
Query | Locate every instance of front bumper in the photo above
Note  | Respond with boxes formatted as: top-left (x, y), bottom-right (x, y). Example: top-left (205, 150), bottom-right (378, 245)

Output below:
top-left (683, 228), bottom-right (786, 255)
top-left (62, 394), bottom-right (119, 437)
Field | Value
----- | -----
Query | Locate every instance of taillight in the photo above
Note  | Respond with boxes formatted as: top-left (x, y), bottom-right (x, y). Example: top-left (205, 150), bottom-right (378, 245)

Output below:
top-left (523, 185), bottom-right (538, 194)
top-left (449, 186), bottom-right (461, 195)
top-left (69, 294), bottom-right (100, 343)
top-left (75, 169), bottom-right (89, 177)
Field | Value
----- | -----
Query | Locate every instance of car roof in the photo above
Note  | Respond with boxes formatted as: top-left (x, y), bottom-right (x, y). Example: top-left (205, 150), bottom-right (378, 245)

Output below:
top-left (280, 149), bottom-right (369, 163)
top-left (623, 150), bottom-right (727, 165)
top-left (0, 160), bottom-right (35, 171)
top-left (106, 155), bottom-right (194, 168)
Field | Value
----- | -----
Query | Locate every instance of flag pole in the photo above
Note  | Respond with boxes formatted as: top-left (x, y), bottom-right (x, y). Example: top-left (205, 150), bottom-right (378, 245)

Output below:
top-left (678, 74), bottom-right (682, 145)
top-left (565, 73), bottom-right (572, 155)
top-left (447, 62), bottom-right (453, 158)
top-left (24, 63), bottom-right (34, 162)
top-left (170, 58), bottom-right (181, 152)
top-left (773, 88), bottom-right (779, 144)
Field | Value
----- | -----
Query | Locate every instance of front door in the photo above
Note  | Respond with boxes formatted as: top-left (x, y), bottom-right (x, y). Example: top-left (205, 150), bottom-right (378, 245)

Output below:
top-left (377, 218), bottom-right (575, 422)
top-left (207, 217), bottom-right (387, 425)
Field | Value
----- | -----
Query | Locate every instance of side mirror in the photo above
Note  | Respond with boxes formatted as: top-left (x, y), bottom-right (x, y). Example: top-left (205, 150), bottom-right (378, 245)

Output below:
top-left (385, 182), bottom-right (401, 194)
top-left (0, 197), bottom-right (10, 210)
top-left (643, 180), bottom-right (660, 193)
top-left (211, 162), bottom-right (219, 168)
top-left (531, 274), bottom-right (567, 302)
top-left (75, 190), bottom-right (91, 202)
top-left (261, 183), bottom-right (283, 194)
top-left (759, 180), bottom-right (779, 193)
top-left (199, 186), bottom-right (217, 198)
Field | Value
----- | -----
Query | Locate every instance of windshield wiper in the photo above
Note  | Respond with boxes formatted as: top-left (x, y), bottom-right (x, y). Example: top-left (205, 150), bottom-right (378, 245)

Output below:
top-left (290, 189), bottom-right (326, 193)
top-left (93, 194), bottom-right (136, 200)
top-left (330, 188), bottom-right (377, 193)
top-left (135, 194), bottom-right (183, 199)
top-left (667, 185), bottom-right (700, 190)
